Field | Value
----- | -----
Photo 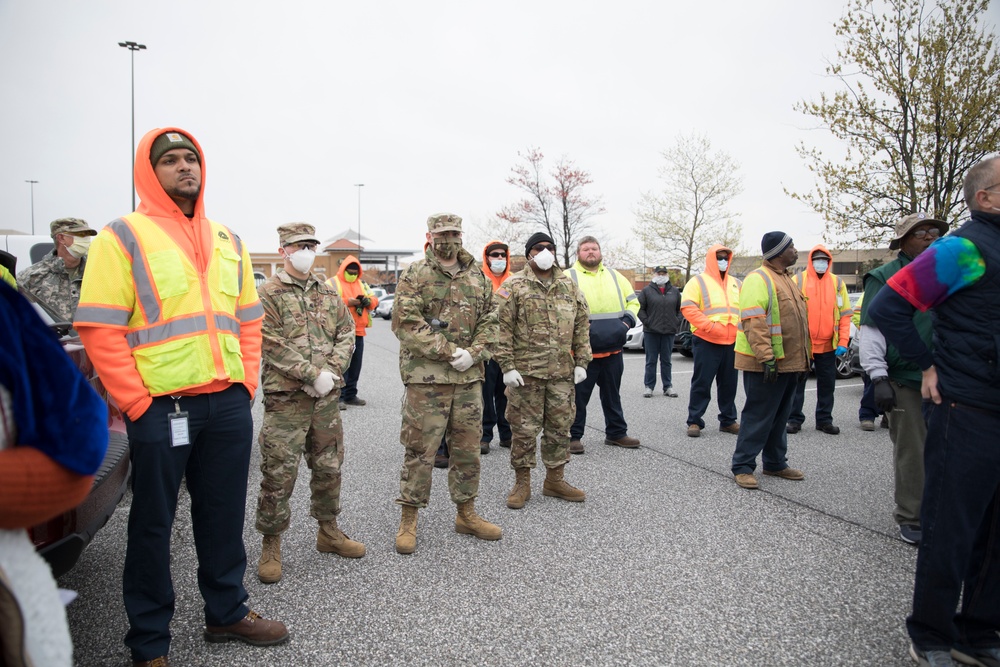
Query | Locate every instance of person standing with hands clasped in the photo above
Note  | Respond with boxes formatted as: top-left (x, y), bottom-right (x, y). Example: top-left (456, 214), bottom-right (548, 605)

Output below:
top-left (255, 223), bottom-right (365, 586)
top-left (329, 256), bottom-right (377, 409)
top-left (494, 232), bottom-right (592, 510)
top-left (638, 265), bottom-right (681, 398)
top-left (730, 232), bottom-right (810, 490)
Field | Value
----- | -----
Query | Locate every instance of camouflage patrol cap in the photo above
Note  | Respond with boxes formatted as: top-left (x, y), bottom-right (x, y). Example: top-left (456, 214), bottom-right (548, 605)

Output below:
top-left (277, 222), bottom-right (320, 246)
top-left (49, 217), bottom-right (97, 238)
top-left (426, 213), bottom-right (463, 233)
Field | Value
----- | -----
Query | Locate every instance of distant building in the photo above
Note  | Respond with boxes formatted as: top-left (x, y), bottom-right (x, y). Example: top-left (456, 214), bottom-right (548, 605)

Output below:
top-left (727, 247), bottom-right (896, 291)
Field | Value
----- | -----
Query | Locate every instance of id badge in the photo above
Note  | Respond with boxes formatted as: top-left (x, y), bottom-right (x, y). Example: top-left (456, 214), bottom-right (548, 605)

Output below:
top-left (168, 397), bottom-right (191, 447)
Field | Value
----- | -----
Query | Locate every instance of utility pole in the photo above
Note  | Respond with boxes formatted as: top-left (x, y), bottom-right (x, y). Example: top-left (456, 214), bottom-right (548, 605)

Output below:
top-left (118, 40), bottom-right (147, 211)
top-left (25, 180), bottom-right (38, 234)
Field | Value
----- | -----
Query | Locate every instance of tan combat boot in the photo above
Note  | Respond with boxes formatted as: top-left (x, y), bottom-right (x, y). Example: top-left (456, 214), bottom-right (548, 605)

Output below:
top-left (506, 468), bottom-right (531, 509)
top-left (455, 500), bottom-right (502, 540)
top-left (317, 519), bottom-right (366, 558)
top-left (542, 464), bottom-right (586, 502)
top-left (395, 505), bottom-right (418, 555)
top-left (258, 534), bottom-right (282, 584)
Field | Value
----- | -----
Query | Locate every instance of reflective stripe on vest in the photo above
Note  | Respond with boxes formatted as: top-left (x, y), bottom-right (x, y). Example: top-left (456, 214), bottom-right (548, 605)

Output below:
top-left (737, 268), bottom-right (781, 335)
top-left (568, 267), bottom-right (627, 319)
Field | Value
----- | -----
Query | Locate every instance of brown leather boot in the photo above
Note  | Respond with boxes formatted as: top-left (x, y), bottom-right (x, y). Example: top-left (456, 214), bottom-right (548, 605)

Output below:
top-left (257, 534), bottom-right (281, 584)
top-left (543, 464), bottom-right (586, 502)
top-left (133, 658), bottom-right (169, 667)
top-left (204, 610), bottom-right (289, 646)
top-left (455, 500), bottom-right (502, 540)
top-left (317, 519), bottom-right (366, 558)
top-left (506, 468), bottom-right (531, 509)
top-left (395, 505), bottom-right (418, 554)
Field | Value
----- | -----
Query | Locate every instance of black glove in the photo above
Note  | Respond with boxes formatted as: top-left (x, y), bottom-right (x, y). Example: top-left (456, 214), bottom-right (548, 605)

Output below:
top-left (762, 360), bottom-right (778, 384)
top-left (359, 296), bottom-right (371, 308)
top-left (873, 376), bottom-right (897, 413)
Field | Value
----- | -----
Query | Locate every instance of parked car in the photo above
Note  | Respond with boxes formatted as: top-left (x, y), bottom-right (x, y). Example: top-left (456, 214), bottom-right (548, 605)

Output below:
top-left (624, 318), bottom-right (692, 357)
top-left (835, 292), bottom-right (864, 379)
top-left (20, 275), bottom-right (131, 577)
top-left (374, 295), bottom-right (394, 320)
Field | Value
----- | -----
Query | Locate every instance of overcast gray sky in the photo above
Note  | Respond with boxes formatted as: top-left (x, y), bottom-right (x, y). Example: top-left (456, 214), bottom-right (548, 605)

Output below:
top-left (3, 1), bottom-right (994, 262)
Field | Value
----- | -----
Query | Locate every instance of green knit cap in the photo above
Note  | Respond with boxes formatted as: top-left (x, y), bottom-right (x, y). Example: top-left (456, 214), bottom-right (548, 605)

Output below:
top-left (149, 131), bottom-right (200, 166)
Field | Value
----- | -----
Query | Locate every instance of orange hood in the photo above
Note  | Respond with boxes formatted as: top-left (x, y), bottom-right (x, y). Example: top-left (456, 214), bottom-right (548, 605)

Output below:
top-left (481, 240), bottom-right (511, 291)
top-left (804, 244), bottom-right (833, 282)
top-left (336, 254), bottom-right (365, 285)
top-left (135, 126), bottom-right (207, 222)
top-left (704, 243), bottom-right (734, 282)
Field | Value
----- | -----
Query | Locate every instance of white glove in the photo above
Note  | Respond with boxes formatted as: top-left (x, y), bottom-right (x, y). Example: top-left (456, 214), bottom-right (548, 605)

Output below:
top-left (503, 370), bottom-right (525, 388)
top-left (449, 348), bottom-right (474, 372)
top-left (312, 371), bottom-right (338, 397)
top-left (574, 366), bottom-right (588, 384)
top-left (302, 384), bottom-right (321, 398)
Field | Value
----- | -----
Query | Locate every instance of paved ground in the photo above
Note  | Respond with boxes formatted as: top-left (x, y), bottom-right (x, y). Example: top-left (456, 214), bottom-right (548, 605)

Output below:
top-left (62, 320), bottom-right (918, 666)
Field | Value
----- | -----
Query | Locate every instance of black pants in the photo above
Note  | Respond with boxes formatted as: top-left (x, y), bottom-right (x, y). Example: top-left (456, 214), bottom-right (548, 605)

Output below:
top-left (571, 353), bottom-right (628, 440)
top-left (788, 351), bottom-right (836, 426)
top-left (481, 359), bottom-right (510, 442)
top-left (341, 335), bottom-right (364, 402)
top-left (123, 385), bottom-right (253, 661)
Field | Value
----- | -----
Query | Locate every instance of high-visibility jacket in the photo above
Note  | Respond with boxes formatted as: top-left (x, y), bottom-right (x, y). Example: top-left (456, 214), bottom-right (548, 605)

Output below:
top-left (794, 245), bottom-right (852, 353)
top-left (734, 262), bottom-right (811, 372)
top-left (680, 244), bottom-right (740, 344)
top-left (76, 212), bottom-right (262, 397)
top-left (0, 264), bottom-right (14, 288)
top-left (328, 253), bottom-right (378, 336)
top-left (568, 261), bottom-right (639, 355)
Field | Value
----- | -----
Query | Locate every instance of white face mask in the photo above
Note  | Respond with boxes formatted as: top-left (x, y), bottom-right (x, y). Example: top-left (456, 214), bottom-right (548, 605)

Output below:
top-left (717, 258), bottom-right (728, 272)
top-left (532, 248), bottom-right (555, 271)
top-left (652, 275), bottom-right (669, 285)
top-left (287, 248), bottom-right (316, 274)
top-left (812, 258), bottom-right (829, 273)
top-left (490, 259), bottom-right (507, 274)
top-left (66, 235), bottom-right (92, 259)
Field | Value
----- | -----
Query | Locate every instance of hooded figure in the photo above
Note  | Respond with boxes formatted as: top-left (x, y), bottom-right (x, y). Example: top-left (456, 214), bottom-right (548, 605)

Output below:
top-left (479, 240), bottom-right (513, 453)
top-left (482, 240), bottom-right (511, 292)
top-left (329, 255), bottom-right (378, 406)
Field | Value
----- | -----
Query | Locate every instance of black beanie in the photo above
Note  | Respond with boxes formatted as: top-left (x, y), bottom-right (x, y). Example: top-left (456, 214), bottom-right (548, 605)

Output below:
top-left (761, 231), bottom-right (792, 260)
top-left (524, 231), bottom-right (555, 256)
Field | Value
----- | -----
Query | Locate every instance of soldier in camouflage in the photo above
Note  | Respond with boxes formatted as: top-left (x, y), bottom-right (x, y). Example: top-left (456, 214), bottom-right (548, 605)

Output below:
top-left (17, 218), bottom-right (96, 322)
top-left (255, 223), bottom-right (365, 584)
top-left (494, 232), bottom-right (592, 510)
top-left (391, 212), bottom-right (502, 554)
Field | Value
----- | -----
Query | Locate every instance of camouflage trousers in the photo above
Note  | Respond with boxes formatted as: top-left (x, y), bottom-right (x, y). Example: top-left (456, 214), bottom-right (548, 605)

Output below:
top-left (397, 382), bottom-right (482, 508)
top-left (506, 376), bottom-right (574, 469)
top-left (256, 389), bottom-right (344, 534)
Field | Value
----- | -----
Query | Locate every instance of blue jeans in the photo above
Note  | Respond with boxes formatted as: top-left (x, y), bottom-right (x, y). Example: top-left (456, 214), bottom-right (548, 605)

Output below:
top-left (788, 351), bottom-right (837, 426)
top-left (731, 372), bottom-right (798, 475)
top-left (123, 385), bottom-right (253, 661)
top-left (686, 337), bottom-right (738, 429)
top-left (481, 359), bottom-right (511, 442)
top-left (341, 335), bottom-right (364, 401)
top-left (643, 331), bottom-right (675, 390)
top-left (571, 353), bottom-right (628, 440)
top-left (907, 399), bottom-right (1000, 652)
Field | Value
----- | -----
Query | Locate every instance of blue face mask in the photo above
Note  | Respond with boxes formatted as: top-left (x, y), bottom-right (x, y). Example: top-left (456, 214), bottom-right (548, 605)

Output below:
top-left (717, 258), bottom-right (729, 272)
top-left (812, 258), bottom-right (829, 274)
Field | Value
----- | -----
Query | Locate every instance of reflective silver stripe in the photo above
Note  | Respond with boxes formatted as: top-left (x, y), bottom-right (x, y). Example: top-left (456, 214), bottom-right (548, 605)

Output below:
top-left (237, 302), bottom-right (264, 322)
top-left (770, 325), bottom-right (782, 334)
top-left (680, 299), bottom-right (699, 308)
top-left (625, 292), bottom-right (637, 302)
top-left (126, 314), bottom-right (208, 348)
top-left (110, 218), bottom-right (161, 323)
top-left (231, 231), bottom-right (244, 296)
top-left (214, 314), bottom-right (241, 335)
top-left (695, 275), bottom-right (710, 310)
top-left (751, 268), bottom-right (777, 330)
top-left (703, 307), bottom-right (731, 316)
top-left (568, 268), bottom-right (578, 284)
top-left (741, 306), bottom-right (766, 318)
top-left (591, 311), bottom-right (626, 320)
top-left (74, 305), bottom-right (130, 326)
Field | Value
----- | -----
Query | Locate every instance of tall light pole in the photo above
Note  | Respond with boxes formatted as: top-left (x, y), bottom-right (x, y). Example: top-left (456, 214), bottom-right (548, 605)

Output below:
top-left (118, 40), bottom-right (146, 211)
top-left (25, 180), bottom-right (38, 234)
top-left (354, 183), bottom-right (364, 253)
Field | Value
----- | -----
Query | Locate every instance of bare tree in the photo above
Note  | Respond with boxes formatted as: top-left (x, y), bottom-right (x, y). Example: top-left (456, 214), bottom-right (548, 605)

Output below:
top-left (497, 148), bottom-right (605, 267)
top-left (789, 0), bottom-right (1000, 245)
top-left (634, 134), bottom-right (744, 283)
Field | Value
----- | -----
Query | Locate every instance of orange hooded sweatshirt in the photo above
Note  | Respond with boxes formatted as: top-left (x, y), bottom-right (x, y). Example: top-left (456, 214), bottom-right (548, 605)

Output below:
top-left (76, 127), bottom-right (263, 420)
top-left (798, 244), bottom-right (851, 354)
top-left (481, 240), bottom-right (511, 292)
top-left (330, 254), bottom-right (378, 336)
top-left (680, 244), bottom-right (741, 345)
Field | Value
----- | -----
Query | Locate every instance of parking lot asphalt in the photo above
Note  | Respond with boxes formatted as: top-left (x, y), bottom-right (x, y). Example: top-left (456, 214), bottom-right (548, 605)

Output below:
top-left (62, 320), bottom-right (918, 666)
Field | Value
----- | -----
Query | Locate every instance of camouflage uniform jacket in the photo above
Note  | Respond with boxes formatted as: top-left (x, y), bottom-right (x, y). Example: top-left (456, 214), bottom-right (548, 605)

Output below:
top-left (17, 253), bottom-right (85, 322)
top-left (259, 269), bottom-right (355, 394)
top-left (494, 265), bottom-right (592, 380)
top-left (392, 246), bottom-right (497, 385)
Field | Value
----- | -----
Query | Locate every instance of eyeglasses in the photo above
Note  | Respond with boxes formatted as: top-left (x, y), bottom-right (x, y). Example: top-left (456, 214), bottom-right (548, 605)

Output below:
top-left (285, 242), bottom-right (318, 251)
top-left (488, 251), bottom-right (507, 258)
top-left (531, 244), bottom-right (556, 253)
top-left (910, 229), bottom-right (941, 240)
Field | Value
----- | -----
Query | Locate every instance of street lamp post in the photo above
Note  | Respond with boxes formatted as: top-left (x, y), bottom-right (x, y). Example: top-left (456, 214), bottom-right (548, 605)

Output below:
top-left (118, 40), bottom-right (147, 211)
top-left (25, 180), bottom-right (38, 235)
top-left (354, 183), bottom-right (364, 254)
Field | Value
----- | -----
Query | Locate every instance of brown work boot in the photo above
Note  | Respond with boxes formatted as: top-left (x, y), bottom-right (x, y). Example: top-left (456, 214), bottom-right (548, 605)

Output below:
top-left (395, 505), bottom-right (418, 554)
top-left (605, 435), bottom-right (640, 448)
top-left (317, 519), bottom-right (366, 558)
top-left (204, 610), bottom-right (289, 646)
top-left (542, 464), bottom-right (586, 502)
top-left (134, 658), bottom-right (169, 667)
top-left (763, 467), bottom-right (805, 481)
top-left (506, 468), bottom-right (532, 509)
top-left (719, 423), bottom-right (740, 434)
top-left (569, 439), bottom-right (585, 455)
top-left (257, 534), bottom-right (281, 584)
top-left (687, 424), bottom-right (701, 438)
top-left (734, 473), bottom-right (759, 489)
top-left (455, 500), bottom-right (502, 541)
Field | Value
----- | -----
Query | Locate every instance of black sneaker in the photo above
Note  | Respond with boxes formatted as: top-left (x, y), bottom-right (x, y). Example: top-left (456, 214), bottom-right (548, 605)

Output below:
top-left (816, 423), bottom-right (840, 435)
top-left (480, 440), bottom-right (490, 455)
top-left (786, 423), bottom-right (801, 434)
top-left (899, 524), bottom-right (922, 545)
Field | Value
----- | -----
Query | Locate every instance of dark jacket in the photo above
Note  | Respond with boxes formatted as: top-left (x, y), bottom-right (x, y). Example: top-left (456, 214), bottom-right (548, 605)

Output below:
top-left (637, 282), bottom-right (681, 335)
